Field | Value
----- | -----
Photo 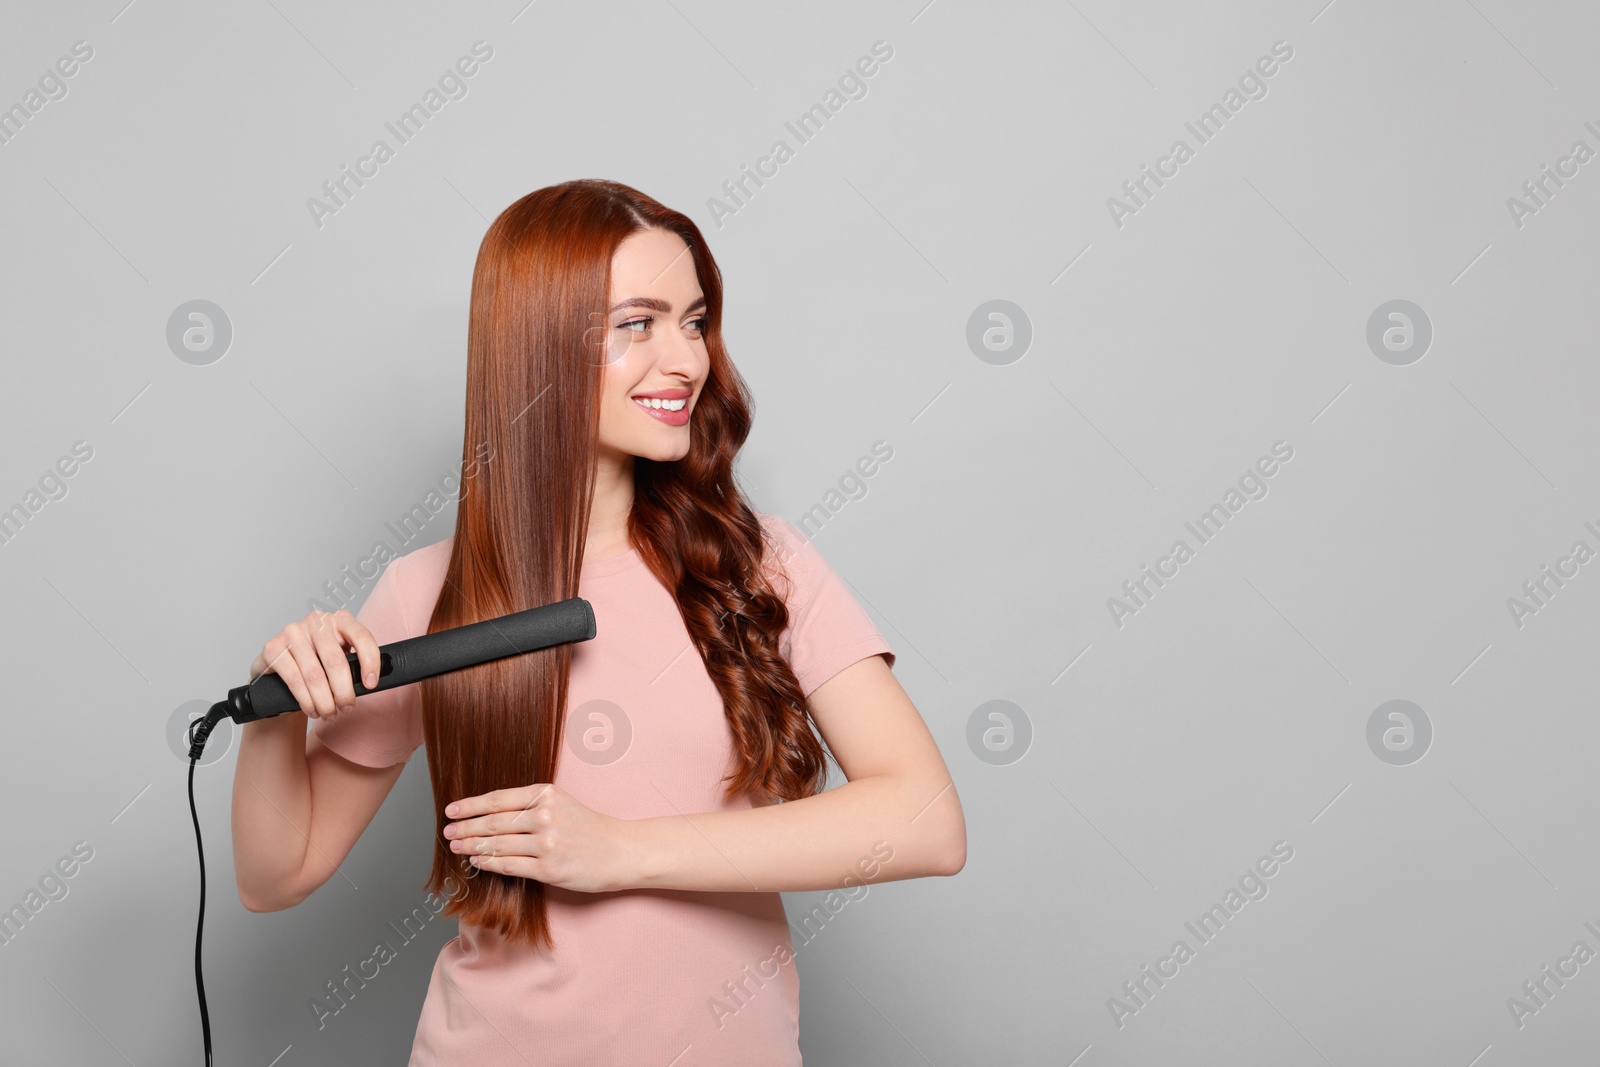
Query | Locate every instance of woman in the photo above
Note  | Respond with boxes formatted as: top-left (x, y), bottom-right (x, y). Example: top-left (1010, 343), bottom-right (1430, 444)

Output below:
top-left (230, 179), bottom-right (966, 1065)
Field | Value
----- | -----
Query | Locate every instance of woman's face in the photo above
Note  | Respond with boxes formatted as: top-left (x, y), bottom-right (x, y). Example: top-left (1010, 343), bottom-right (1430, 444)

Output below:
top-left (596, 227), bottom-right (710, 466)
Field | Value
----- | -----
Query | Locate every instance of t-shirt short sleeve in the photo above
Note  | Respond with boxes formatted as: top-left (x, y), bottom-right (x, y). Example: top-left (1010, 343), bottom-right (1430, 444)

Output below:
top-left (310, 553), bottom-right (424, 769)
top-left (762, 515), bottom-right (896, 698)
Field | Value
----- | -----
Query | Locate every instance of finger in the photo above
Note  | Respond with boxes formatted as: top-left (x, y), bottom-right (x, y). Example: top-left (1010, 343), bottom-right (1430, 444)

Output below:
top-left (249, 637), bottom-right (300, 683)
top-left (504, 800), bottom-right (547, 832)
top-left (286, 618), bottom-right (337, 718)
top-left (444, 795), bottom-right (482, 819)
top-left (254, 637), bottom-right (321, 719)
top-left (309, 610), bottom-right (357, 710)
top-left (446, 784), bottom-right (546, 820)
top-left (445, 812), bottom-right (521, 840)
top-left (507, 784), bottom-right (556, 829)
top-left (452, 834), bottom-right (536, 858)
top-left (468, 853), bottom-right (536, 878)
top-left (344, 614), bottom-right (380, 691)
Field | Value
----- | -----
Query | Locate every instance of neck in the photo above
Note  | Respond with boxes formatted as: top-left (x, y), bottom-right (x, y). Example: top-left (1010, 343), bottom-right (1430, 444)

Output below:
top-left (585, 450), bottom-right (635, 560)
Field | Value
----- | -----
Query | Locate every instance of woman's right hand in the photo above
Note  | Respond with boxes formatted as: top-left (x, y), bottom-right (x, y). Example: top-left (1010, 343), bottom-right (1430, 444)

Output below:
top-left (248, 609), bottom-right (381, 722)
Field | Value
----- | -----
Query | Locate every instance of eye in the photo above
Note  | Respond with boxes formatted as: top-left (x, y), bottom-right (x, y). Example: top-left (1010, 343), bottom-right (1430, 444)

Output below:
top-left (618, 317), bottom-right (652, 334)
top-left (687, 316), bottom-right (708, 334)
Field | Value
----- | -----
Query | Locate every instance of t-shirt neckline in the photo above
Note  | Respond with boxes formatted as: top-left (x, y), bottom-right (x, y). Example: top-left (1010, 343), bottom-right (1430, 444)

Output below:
top-left (580, 545), bottom-right (645, 578)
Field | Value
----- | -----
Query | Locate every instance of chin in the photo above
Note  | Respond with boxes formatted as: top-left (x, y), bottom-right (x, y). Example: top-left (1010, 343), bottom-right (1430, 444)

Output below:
top-left (637, 438), bottom-right (692, 463)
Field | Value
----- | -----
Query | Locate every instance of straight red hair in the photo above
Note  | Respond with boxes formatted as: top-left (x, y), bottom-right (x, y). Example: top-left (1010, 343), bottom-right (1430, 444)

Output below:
top-left (418, 179), bottom-right (825, 950)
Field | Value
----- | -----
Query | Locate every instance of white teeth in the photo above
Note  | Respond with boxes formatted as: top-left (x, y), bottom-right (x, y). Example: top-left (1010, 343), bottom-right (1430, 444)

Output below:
top-left (634, 397), bottom-right (686, 411)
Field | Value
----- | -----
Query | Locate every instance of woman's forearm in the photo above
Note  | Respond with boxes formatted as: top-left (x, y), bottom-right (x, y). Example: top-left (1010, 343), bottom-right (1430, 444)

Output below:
top-left (230, 712), bottom-right (312, 911)
top-left (627, 773), bottom-right (966, 893)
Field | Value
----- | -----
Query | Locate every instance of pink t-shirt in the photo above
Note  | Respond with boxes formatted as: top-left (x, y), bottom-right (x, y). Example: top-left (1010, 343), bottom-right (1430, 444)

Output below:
top-left (311, 512), bottom-right (895, 1066)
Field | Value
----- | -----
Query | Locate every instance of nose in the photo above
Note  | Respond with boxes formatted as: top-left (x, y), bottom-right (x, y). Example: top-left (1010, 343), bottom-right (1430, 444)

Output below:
top-left (656, 321), bottom-right (706, 381)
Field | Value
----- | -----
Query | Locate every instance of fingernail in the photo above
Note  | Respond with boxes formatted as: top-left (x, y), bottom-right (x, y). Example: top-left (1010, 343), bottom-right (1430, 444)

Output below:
top-left (340, 704), bottom-right (353, 714)
top-left (365, 672), bottom-right (377, 687)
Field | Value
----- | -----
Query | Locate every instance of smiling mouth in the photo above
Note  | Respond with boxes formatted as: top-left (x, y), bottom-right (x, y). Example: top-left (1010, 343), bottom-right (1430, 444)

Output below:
top-left (632, 395), bottom-right (691, 425)
top-left (632, 397), bottom-right (688, 412)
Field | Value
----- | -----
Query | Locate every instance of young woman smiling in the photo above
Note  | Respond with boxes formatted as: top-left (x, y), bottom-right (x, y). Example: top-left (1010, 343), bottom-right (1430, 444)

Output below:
top-left (229, 179), bottom-right (965, 1066)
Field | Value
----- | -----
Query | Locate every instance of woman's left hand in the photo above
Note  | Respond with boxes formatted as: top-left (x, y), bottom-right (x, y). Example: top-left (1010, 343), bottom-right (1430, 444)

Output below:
top-left (443, 783), bottom-right (639, 894)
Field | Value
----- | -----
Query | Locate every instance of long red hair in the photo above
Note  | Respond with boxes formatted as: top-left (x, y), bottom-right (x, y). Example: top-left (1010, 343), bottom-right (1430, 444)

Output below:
top-left (418, 179), bottom-right (824, 949)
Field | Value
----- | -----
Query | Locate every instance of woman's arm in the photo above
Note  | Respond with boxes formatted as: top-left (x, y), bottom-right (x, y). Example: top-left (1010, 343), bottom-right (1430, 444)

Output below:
top-left (232, 714), bottom-right (407, 910)
top-left (232, 605), bottom-right (410, 910)
top-left (625, 654), bottom-right (966, 893)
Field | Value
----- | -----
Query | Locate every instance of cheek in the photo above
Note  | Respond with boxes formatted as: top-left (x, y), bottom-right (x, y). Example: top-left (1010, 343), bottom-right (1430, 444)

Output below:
top-left (598, 372), bottom-right (641, 443)
top-left (605, 329), bottom-right (644, 368)
top-left (603, 394), bottom-right (633, 436)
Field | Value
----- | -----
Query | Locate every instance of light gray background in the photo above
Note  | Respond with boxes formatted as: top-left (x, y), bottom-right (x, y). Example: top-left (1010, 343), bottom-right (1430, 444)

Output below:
top-left (2, 0), bottom-right (1596, 1063)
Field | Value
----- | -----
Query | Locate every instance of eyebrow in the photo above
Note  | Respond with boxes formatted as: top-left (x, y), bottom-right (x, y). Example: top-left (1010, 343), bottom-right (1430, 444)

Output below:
top-left (609, 295), bottom-right (708, 315)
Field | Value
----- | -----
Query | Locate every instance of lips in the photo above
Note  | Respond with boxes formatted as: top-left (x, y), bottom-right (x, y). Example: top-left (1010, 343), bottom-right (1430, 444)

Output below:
top-left (631, 385), bottom-right (692, 427)
top-left (634, 397), bottom-right (690, 426)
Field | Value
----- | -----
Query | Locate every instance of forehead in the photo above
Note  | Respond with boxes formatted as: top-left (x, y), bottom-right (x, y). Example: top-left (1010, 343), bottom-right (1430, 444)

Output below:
top-left (609, 227), bottom-right (701, 299)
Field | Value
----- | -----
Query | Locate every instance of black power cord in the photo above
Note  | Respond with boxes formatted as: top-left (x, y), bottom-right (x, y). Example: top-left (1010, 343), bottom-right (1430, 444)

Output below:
top-left (186, 704), bottom-right (229, 1067)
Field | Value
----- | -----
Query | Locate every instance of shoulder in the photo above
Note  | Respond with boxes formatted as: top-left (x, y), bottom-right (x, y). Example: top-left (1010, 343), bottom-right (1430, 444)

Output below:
top-left (400, 535), bottom-right (454, 575)
top-left (753, 511), bottom-right (836, 606)
top-left (378, 536), bottom-right (452, 589)
top-left (753, 511), bottom-right (811, 582)
top-left (365, 537), bottom-right (453, 634)
top-left (754, 511), bottom-right (802, 559)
